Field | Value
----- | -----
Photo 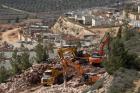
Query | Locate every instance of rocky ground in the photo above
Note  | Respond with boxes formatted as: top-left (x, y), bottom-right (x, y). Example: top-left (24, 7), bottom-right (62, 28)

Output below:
top-left (0, 62), bottom-right (107, 93)
top-left (0, 64), bottom-right (49, 93)
top-left (0, 63), bottom-right (139, 93)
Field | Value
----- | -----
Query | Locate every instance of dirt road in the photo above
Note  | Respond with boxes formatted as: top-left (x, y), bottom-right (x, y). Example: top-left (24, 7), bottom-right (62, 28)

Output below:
top-left (1, 28), bottom-right (21, 44)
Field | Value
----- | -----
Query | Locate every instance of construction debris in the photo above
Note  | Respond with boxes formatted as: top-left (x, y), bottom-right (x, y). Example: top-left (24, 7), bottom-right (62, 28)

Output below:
top-left (20, 76), bottom-right (90, 93)
top-left (0, 61), bottom-right (107, 93)
top-left (0, 64), bottom-right (49, 93)
top-left (82, 72), bottom-right (113, 93)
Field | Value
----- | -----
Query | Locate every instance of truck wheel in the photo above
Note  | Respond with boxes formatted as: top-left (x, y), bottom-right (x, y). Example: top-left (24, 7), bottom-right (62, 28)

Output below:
top-left (56, 74), bottom-right (64, 84)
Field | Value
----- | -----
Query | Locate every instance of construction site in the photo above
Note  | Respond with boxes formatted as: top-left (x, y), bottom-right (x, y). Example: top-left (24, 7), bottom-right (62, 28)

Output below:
top-left (0, 3), bottom-right (140, 93)
top-left (0, 19), bottom-right (139, 93)
top-left (0, 18), bottom-right (111, 92)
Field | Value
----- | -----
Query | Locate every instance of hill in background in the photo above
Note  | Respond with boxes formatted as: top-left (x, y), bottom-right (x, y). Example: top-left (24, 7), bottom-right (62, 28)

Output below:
top-left (0, 0), bottom-right (129, 12)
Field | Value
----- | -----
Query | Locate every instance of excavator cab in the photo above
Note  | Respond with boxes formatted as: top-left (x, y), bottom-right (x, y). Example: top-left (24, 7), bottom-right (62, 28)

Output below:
top-left (89, 32), bottom-right (110, 64)
top-left (80, 73), bottom-right (100, 85)
top-left (85, 73), bottom-right (100, 85)
top-left (92, 52), bottom-right (102, 58)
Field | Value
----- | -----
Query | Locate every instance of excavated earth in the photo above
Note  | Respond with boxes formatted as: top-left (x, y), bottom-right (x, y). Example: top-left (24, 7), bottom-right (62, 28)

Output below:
top-left (0, 63), bottom-right (107, 93)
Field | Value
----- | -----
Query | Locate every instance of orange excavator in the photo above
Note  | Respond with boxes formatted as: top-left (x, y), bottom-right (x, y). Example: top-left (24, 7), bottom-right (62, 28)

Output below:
top-left (57, 47), bottom-right (99, 85)
top-left (71, 60), bottom-right (99, 85)
top-left (89, 32), bottom-right (110, 64)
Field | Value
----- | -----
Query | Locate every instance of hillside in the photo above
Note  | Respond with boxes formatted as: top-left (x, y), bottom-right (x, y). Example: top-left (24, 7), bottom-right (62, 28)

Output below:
top-left (51, 16), bottom-right (119, 39)
top-left (0, 0), bottom-right (130, 12)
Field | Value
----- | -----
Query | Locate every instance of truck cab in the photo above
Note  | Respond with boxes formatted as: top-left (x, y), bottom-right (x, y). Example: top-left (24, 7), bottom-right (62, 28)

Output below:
top-left (41, 70), bottom-right (53, 86)
top-left (41, 64), bottom-right (63, 86)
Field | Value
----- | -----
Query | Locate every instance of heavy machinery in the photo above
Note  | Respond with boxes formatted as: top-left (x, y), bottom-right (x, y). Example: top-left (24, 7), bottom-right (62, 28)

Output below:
top-left (41, 64), bottom-right (63, 86)
top-left (57, 47), bottom-right (99, 85)
top-left (89, 32), bottom-right (110, 64)
top-left (71, 60), bottom-right (99, 85)
top-left (57, 47), bottom-right (77, 60)
top-left (57, 47), bottom-right (90, 64)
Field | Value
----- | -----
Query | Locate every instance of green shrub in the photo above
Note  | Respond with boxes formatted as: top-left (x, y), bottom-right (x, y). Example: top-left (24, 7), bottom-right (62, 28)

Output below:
top-left (11, 49), bottom-right (32, 75)
top-left (104, 37), bottom-right (140, 74)
top-left (107, 68), bottom-right (140, 93)
top-left (0, 66), bottom-right (9, 83)
top-left (104, 38), bottom-right (127, 74)
top-left (34, 43), bottom-right (48, 63)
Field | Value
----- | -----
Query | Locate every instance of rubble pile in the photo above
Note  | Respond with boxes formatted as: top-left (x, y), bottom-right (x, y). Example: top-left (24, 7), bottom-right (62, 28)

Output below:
top-left (39, 85), bottom-right (88, 93)
top-left (0, 61), bottom-right (108, 93)
top-left (97, 73), bottom-right (113, 93)
top-left (0, 64), bottom-right (49, 93)
top-left (33, 78), bottom-right (90, 93)
top-left (83, 72), bottom-right (113, 93)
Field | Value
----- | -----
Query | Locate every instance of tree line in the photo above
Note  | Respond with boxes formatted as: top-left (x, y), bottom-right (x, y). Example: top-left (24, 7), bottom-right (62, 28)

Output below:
top-left (0, 42), bottom-right (48, 83)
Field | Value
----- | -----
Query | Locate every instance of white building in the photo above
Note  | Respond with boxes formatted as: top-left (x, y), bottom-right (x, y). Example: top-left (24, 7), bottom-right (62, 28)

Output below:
top-left (92, 16), bottom-right (116, 27)
top-left (74, 14), bottom-right (83, 21)
top-left (82, 15), bottom-right (93, 25)
top-left (64, 12), bottom-right (75, 19)
top-left (138, 6), bottom-right (140, 13)
top-left (129, 20), bottom-right (140, 27)
top-left (92, 18), bottom-right (102, 26)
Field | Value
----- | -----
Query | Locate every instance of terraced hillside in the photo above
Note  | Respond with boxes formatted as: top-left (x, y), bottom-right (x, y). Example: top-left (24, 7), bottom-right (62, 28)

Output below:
top-left (0, 6), bottom-right (27, 24)
top-left (0, 0), bottom-right (129, 12)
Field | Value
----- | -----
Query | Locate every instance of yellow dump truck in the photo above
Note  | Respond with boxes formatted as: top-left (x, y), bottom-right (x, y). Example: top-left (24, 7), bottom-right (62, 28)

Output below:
top-left (41, 64), bottom-right (63, 86)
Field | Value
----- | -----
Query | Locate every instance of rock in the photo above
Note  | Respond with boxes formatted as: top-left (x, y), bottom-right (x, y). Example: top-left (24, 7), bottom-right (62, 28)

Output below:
top-left (98, 88), bottom-right (105, 93)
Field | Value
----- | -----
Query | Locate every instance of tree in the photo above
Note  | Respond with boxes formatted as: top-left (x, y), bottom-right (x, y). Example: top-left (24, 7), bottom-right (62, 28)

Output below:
top-left (11, 50), bottom-right (22, 74)
top-left (46, 42), bottom-right (54, 53)
top-left (11, 49), bottom-right (32, 74)
top-left (34, 43), bottom-right (48, 63)
top-left (117, 26), bottom-right (122, 39)
top-left (15, 16), bottom-right (19, 23)
top-left (0, 66), bottom-right (8, 83)
top-left (0, 52), bottom-right (9, 83)
top-left (19, 29), bottom-right (23, 41)
top-left (104, 38), bottom-right (127, 74)
top-left (76, 41), bottom-right (81, 48)
top-left (37, 35), bottom-right (43, 43)
top-left (104, 37), bottom-right (140, 74)
top-left (20, 50), bottom-right (31, 70)
top-left (122, 11), bottom-right (134, 41)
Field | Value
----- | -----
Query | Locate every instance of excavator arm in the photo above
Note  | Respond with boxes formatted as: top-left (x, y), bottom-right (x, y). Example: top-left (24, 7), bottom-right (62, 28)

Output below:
top-left (57, 48), bottom-right (100, 85)
top-left (89, 32), bottom-right (110, 64)
top-left (95, 32), bottom-right (110, 55)
top-left (57, 47), bottom-right (77, 59)
top-left (57, 48), bottom-right (84, 76)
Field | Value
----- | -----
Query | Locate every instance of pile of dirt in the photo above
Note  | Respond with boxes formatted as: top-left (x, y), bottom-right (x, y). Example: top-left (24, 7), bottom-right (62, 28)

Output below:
top-left (83, 68), bottom-right (140, 93)
top-left (83, 72), bottom-right (113, 93)
top-left (0, 64), bottom-right (50, 93)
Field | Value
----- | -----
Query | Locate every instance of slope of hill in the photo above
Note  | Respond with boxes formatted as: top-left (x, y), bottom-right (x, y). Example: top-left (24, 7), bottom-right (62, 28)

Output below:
top-left (0, 0), bottom-right (129, 12)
